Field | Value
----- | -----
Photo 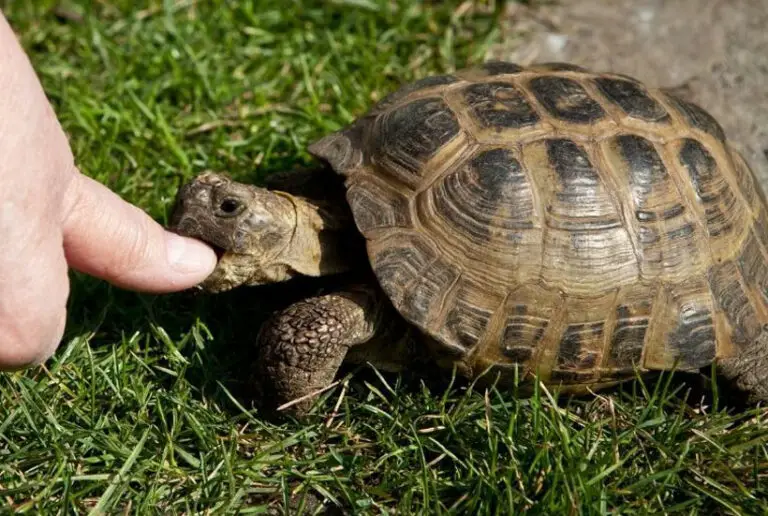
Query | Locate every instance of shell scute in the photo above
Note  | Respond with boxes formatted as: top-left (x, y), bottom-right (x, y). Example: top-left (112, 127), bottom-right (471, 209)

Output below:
top-left (461, 81), bottom-right (540, 131)
top-left (592, 77), bottom-right (671, 123)
top-left (372, 97), bottom-right (463, 187)
top-left (528, 76), bottom-right (606, 124)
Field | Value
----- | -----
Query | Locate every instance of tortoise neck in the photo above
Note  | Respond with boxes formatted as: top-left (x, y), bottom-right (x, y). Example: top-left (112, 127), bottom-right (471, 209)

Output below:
top-left (271, 190), bottom-right (355, 280)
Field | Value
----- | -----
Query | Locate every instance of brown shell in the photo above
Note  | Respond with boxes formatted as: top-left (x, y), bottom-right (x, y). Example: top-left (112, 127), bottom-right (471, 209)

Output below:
top-left (308, 61), bottom-right (768, 387)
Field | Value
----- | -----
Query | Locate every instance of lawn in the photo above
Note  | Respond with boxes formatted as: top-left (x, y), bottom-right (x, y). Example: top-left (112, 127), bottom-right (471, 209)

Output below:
top-left (1, 1), bottom-right (767, 514)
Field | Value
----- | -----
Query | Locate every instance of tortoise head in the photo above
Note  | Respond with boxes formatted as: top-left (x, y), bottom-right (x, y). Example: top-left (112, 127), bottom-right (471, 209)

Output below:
top-left (170, 172), bottom-right (301, 292)
top-left (170, 172), bottom-right (351, 293)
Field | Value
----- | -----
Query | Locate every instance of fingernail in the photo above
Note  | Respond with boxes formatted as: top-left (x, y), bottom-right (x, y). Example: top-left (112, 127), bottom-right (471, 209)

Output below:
top-left (165, 232), bottom-right (217, 275)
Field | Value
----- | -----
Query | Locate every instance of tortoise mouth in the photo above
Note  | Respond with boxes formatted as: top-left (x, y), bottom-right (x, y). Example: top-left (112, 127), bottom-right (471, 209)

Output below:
top-left (169, 217), bottom-right (233, 262)
top-left (211, 244), bottom-right (226, 261)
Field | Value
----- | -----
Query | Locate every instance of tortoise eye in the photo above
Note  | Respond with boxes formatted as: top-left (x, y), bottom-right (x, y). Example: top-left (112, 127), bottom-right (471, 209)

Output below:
top-left (217, 198), bottom-right (242, 217)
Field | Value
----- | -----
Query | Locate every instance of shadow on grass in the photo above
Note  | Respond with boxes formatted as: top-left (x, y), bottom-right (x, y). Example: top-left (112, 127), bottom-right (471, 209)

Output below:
top-left (63, 262), bottom-right (759, 427)
top-left (63, 268), bottom-right (359, 410)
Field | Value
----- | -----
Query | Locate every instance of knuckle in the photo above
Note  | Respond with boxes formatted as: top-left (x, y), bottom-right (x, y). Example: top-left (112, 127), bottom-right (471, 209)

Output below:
top-left (60, 169), bottom-right (86, 223)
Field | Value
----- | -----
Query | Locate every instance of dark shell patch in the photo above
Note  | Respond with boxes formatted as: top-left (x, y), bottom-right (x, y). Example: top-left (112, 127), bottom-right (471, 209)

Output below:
top-left (607, 303), bottom-right (650, 370)
top-left (665, 94), bottom-right (727, 142)
top-left (593, 77), bottom-right (671, 123)
top-left (373, 97), bottom-right (461, 185)
top-left (529, 76), bottom-right (606, 123)
top-left (463, 82), bottom-right (540, 130)
top-left (482, 61), bottom-right (525, 75)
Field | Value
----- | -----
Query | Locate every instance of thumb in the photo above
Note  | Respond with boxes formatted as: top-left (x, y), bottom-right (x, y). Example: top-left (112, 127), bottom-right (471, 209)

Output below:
top-left (62, 173), bottom-right (217, 293)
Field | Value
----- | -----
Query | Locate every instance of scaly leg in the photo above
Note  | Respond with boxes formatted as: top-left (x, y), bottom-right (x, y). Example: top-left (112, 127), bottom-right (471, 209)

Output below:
top-left (718, 328), bottom-right (768, 403)
top-left (254, 286), bottom-right (413, 415)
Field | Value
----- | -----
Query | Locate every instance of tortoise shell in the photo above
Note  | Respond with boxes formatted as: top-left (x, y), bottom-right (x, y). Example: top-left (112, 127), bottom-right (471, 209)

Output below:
top-left (308, 61), bottom-right (768, 387)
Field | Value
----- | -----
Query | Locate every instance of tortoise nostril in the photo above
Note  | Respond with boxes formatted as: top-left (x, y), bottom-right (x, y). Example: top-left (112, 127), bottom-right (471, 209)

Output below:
top-left (171, 216), bottom-right (196, 236)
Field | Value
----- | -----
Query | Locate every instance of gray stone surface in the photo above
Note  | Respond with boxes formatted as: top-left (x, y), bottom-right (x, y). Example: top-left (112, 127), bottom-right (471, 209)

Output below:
top-left (496, 0), bottom-right (768, 187)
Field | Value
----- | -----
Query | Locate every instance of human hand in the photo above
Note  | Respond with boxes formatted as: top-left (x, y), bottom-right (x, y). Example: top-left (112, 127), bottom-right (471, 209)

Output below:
top-left (0, 13), bottom-right (216, 370)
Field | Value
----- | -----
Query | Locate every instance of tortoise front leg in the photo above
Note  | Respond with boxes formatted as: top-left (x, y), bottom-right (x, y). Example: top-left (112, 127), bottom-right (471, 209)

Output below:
top-left (254, 286), bottom-right (389, 415)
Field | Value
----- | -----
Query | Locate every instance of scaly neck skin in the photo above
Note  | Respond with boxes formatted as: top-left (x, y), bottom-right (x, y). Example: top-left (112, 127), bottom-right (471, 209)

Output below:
top-left (267, 190), bottom-right (352, 282)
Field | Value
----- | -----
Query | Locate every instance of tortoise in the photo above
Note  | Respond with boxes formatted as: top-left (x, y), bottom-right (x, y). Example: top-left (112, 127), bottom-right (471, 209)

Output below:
top-left (170, 61), bottom-right (768, 414)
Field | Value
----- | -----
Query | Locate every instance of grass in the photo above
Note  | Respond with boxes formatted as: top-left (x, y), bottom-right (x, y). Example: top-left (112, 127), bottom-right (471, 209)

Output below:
top-left (0, 0), bottom-right (767, 513)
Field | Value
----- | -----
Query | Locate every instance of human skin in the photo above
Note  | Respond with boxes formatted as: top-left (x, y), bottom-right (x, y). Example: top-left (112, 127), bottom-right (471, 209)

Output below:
top-left (0, 12), bottom-right (216, 369)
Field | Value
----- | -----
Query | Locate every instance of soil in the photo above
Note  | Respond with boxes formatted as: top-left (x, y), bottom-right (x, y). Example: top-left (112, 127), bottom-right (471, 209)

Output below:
top-left (495, 0), bottom-right (768, 187)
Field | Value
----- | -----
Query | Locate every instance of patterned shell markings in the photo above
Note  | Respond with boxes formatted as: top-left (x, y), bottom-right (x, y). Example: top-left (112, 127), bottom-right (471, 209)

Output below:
top-left (308, 62), bottom-right (768, 385)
